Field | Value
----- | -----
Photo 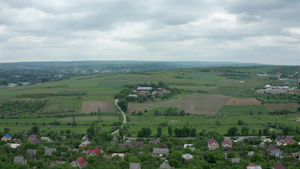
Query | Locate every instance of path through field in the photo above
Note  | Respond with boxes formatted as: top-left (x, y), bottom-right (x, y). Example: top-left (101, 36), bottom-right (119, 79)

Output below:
top-left (111, 99), bottom-right (126, 135)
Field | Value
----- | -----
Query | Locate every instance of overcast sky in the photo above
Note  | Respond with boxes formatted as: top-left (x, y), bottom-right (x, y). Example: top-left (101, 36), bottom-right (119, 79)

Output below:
top-left (0, 0), bottom-right (300, 65)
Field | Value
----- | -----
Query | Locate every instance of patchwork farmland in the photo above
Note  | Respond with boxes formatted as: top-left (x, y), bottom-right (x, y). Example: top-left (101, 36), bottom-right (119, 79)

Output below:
top-left (0, 65), bottom-right (299, 136)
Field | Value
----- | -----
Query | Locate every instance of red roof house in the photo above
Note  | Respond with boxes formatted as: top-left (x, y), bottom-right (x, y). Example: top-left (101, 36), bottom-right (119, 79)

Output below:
top-left (158, 144), bottom-right (168, 149)
top-left (87, 148), bottom-right (102, 156)
top-left (267, 145), bottom-right (276, 151)
top-left (284, 138), bottom-right (296, 144)
top-left (208, 138), bottom-right (219, 150)
top-left (274, 162), bottom-right (287, 169)
top-left (222, 141), bottom-right (232, 149)
top-left (79, 140), bottom-right (91, 148)
top-left (71, 156), bottom-right (87, 169)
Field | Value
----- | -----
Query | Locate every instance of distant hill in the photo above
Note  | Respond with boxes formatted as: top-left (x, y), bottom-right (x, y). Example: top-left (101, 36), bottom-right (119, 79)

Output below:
top-left (0, 61), bottom-right (260, 72)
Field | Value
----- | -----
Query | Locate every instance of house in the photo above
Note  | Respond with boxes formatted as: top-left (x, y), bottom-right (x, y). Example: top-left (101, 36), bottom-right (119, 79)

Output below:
top-left (268, 145), bottom-right (277, 152)
top-left (208, 138), bottom-right (219, 150)
top-left (153, 148), bottom-right (169, 156)
top-left (71, 156), bottom-right (87, 169)
top-left (150, 139), bottom-right (160, 144)
top-left (118, 143), bottom-right (132, 148)
top-left (81, 134), bottom-right (89, 141)
top-left (188, 147), bottom-right (196, 151)
top-left (158, 144), bottom-right (168, 149)
top-left (2, 134), bottom-right (11, 141)
top-left (111, 136), bottom-right (118, 143)
top-left (182, 153), bottom-right (193, 160)
top-left (79, 140), bottom-right (91, 148)
top-left (45, 147), bottom-right (56, 156)
top-left (27, 149), bottom-right (37, 158)
top-left (28, 134), bottom-right (40, 144)
top-left (222, 141), bottom-right (232, 149)
top-left (230, 158), bottom-right (240, 163)
top-left (128, 94), bottom-right (138, 98)
top-left (55, 161), bottom-right (66, 165)
top-left (284, 138), bottom-right (296, 144)
top-left (129, 163), bottom-right (141, 169)
top-left (14, 156), bottom-right (27, 164)
top-left (263, 138), bottom-right (272, 142)
top-left (13, 138), bottom-right (22, 143)
top-left (23, 132), bottom-right (28, 138)
top-left (259, 142), bottom-right (266, 148)
top-left (111, 153), bottom-right (125, 159)
top-left (223, 137), bottom-right (232, 142)
top-left (41, 137), bottom-right (51, 142)
top-left (136, 87), bottom-right (152, 91)
top-left (291, 151), bottom-right (300, 159)
top-left (87, 148), bottom-right (102, 156)
top-left (155, 88), bottom-right (164, 95)
top-left (132, 141), bottom-right (145, 148)
top-left (274, 162), bottom-right (287, 169)
top-left (184, 144), bottom-right (193, 148)
top-left (270, 149), bottom-right (283, 158)
top-left (159, 160), bottom-right (174, 169)
top-left (81, 150), bottom-right (88, 155)
top-left (248, 151), bottom-right (254, 157)
top-left (7, 143), bottom-right (21, 148)
top-left (275, 135), bottom-right (284, 143)
top-left (247, 163), bottom-right (262, 169)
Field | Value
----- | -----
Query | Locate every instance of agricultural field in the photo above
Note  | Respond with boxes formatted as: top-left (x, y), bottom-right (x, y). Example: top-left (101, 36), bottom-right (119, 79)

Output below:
top-left (225, 98), bottom-right (261, 105)
top-left (0, 65), bottom-right (299, 136)
top-left (265, 103), bottom-right (299, 111)
top-left (81, 101), bottom-right (115, 113)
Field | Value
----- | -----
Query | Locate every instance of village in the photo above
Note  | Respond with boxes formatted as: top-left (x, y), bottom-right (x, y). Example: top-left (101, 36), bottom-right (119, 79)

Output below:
top-left (1, 125), bottom-right (300, 169)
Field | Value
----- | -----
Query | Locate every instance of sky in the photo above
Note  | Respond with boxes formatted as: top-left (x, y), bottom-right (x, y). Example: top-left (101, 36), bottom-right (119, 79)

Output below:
top-left (0, 0), bottom-right (300, 65)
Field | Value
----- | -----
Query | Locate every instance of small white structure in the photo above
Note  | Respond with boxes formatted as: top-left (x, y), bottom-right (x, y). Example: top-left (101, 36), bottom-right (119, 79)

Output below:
top-left (7, 143), bottom-right (21, 149)
top-left (184, 144), bottom-right (193, 148)
top-left (182, 154), bottom-right (193, 160)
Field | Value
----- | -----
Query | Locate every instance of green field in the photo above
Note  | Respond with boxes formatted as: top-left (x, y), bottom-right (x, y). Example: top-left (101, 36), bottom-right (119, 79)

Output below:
top-left (0, 66), bottom-right (299, 136)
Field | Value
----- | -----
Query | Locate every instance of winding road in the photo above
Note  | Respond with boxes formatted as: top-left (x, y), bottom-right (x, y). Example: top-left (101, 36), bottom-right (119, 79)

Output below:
top-left (111, 99), bottom-right (126, 135)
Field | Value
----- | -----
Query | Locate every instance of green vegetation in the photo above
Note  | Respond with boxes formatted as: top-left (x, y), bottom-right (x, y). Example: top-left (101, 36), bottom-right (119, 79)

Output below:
top-left (0, 65), bottom-right (298, 137)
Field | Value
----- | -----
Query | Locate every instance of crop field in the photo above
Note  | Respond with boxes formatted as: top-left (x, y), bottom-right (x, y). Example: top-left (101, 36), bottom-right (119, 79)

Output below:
top-left (0, 65), bottom-right (299, 136)
top-left (81, 101), bottom-right (115, 113)
top-left (225, 98), bottom-right (261, 105)
top-left (265, 103), bottom-right (299, 111)
top-left (161, 94), bottom-right (230, 114)
top-left (219, 105), bottom-right (269, 114)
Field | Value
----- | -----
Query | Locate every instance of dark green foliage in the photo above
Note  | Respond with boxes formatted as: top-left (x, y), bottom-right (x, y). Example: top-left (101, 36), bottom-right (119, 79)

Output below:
top-left (31, 125), bottom-right (40, 135)
top-left (0, 101), bottom-right (46, 115)
top-left (237, 120), bottom-right (244, 125)
top-left (168, 126), bottom-right (173, 136)
top-left (226, 127), bottom-right (239, 136)
top-left (117, 99), bottom-right (128, 112)
top-left (157, 127), bottom-right (162, 137)
top-left (137, 127), bottom-right (152, 137)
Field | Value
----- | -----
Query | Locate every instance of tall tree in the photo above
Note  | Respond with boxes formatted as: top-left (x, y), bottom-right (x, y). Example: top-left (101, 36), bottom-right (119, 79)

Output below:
top-left (168, 126), bottom-right (173, 136)
top-left (157, 127), bottom-right (162, 137)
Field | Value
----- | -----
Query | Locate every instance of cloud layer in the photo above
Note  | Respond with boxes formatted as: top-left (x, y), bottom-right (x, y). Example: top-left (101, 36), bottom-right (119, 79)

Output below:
top-left (0, 0), bottom-right (300, 64)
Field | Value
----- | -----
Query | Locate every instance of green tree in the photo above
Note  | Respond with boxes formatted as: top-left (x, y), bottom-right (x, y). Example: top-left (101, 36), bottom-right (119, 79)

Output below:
top-left (118, 99), bottom-right (128, 112)
top-left (157, 127), bottom-right (162, 137)
top-left (241, 126), bottom-right (249, 136)
top-left (227, 127), bottom-right (238, 136)
top-left (168, 126), bottom-right (173, 136)
top-left (31, 125), bottom-right (40, 135)
top-left (237, 120), bottom-right (244, 126)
